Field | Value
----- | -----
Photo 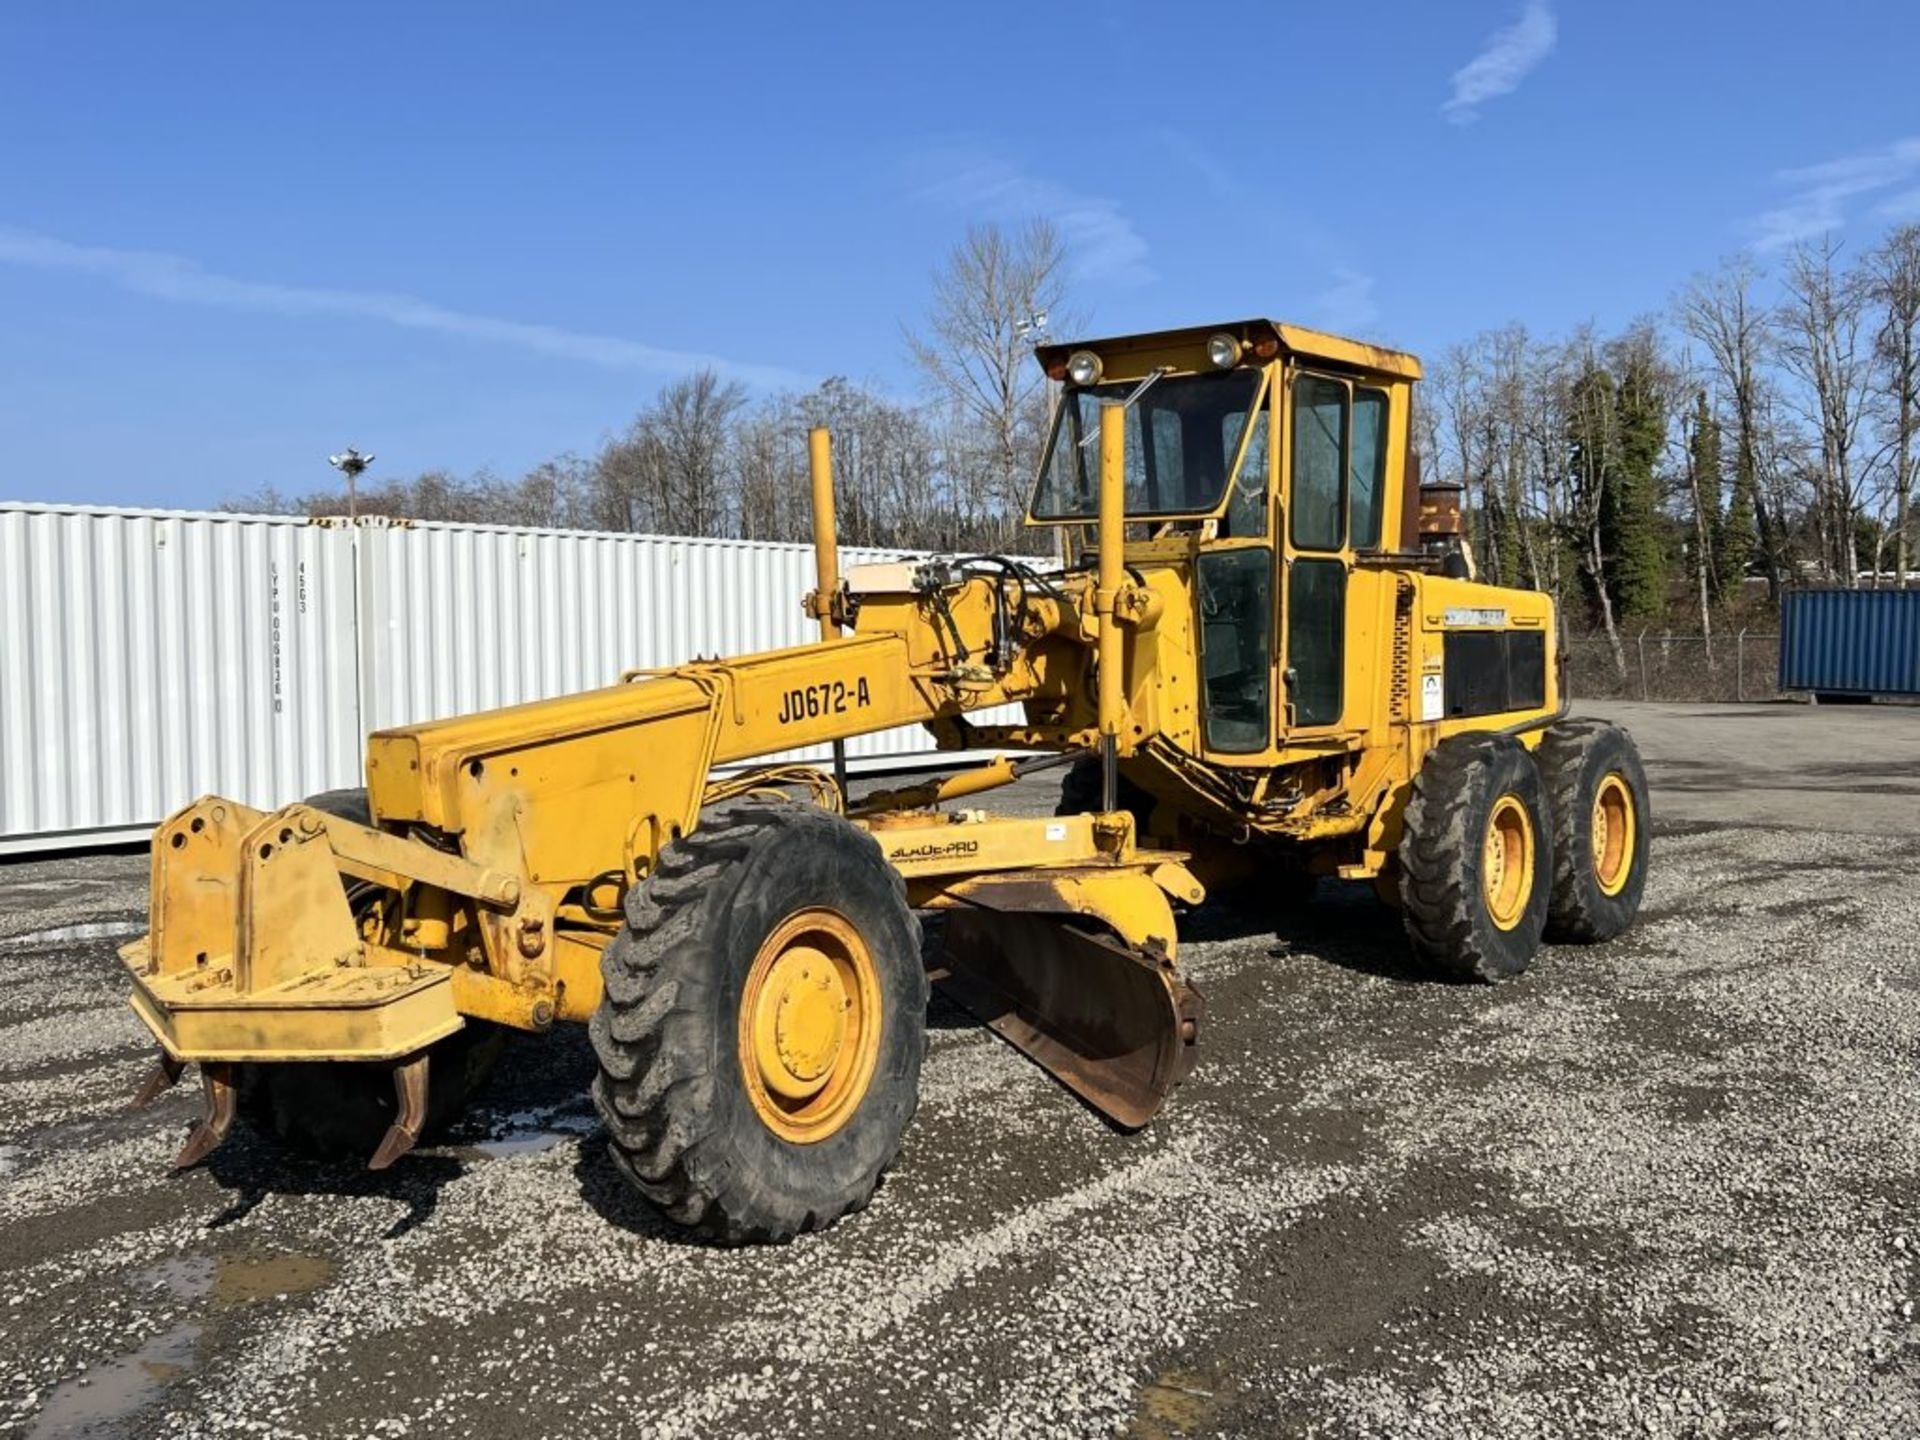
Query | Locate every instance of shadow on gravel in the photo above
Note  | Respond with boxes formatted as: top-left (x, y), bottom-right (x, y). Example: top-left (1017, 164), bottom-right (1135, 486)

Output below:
top-left (1267, 883), bottom-right (1447, 986)
top-left (197, 1133), bottom-right (464, 1239)
top-left (183, 1028), bottom-right (603, 1240)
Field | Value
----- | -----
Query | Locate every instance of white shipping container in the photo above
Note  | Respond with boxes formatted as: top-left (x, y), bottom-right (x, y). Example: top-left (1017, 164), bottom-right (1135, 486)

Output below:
top-left (1, 505), bottom-right (362, 853)
top-left (0, 503), bottom-right (1014, 855)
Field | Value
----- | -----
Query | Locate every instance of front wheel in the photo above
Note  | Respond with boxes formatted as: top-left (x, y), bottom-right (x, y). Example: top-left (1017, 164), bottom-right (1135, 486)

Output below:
top-left (590, 799), bottom-right (927, 1243)
top-left (1536, 719), bottom-right (1650, 942)
top-left (1398, 735), bottom-right (1553, 982)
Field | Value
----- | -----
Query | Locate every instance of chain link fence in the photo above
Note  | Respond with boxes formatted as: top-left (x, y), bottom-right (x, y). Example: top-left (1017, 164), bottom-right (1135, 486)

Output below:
top-left (1562, 630), bottom-right (1780, 703)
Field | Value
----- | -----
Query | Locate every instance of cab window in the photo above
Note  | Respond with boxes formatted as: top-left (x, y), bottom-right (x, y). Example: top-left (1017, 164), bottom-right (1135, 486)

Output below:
top-left (1290, 377), bottom-right (1346, 550)
top-left (1287, 559), bottom-right (1346, 726)
top-left (1033, 370), bottom-right (1264, 519)
top-left (1197, 547), bottom-right (1273, 752)
top-left (1219, 404), bottom-right (1269, 538)
top-left (1351, 388), bottom-right (1389, 549)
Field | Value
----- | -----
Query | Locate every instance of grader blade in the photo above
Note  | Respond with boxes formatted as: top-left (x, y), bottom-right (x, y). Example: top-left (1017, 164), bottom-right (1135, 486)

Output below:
top-left (939, 909), bottom-right (1202, 1130)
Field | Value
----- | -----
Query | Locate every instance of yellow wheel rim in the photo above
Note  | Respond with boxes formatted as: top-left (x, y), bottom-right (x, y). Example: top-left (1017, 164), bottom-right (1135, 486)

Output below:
top-left (1482, 794), bottom-right (1535, 931)
top-left (1591, 772), bottom-right (1635, 897)
top-left (738, 908), bottom-right (880, 1144)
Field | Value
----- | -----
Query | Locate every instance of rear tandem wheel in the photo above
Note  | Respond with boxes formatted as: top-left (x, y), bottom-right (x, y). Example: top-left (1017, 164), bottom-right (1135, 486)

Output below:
top-left (1398, 734), bottom-right (1554, 982)
top-left (1535, 719), bottom-right (1651, 942)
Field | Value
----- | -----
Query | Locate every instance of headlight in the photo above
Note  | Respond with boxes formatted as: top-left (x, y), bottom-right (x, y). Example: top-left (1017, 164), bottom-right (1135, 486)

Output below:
top-left (1206, 333), bottom-right (1243, 369)
top-left (1066, 350), bottom-right (1103, 386)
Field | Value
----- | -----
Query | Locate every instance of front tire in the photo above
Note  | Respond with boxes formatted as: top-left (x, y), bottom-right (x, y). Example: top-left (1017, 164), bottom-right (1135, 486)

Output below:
top-left (1537, 719), bottom-right (1650, 941)
top-left (1398, 735), bottom-right (1553, 982)
top-left (590, 799), bottom-right (926, 1243)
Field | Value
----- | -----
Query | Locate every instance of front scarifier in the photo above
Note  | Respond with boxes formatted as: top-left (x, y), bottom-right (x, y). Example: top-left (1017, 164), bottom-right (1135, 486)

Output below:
top-left (118, 315), bottom-right (1650, 1242)
top-left (124, 793), bottom-right (481, 1170)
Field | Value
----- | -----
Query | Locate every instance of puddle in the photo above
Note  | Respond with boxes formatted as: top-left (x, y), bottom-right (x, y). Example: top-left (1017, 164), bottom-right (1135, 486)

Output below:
top-left (26, 1323), bottom-right (200, 1440)
top-left (3, 920), bottom-right (146, 948)
top-left (32, 1248), bottom-right (339, 1434)
top-left (213, 1252), bottom-right (335, 1304)
top-left (1130, 1368), bottom-right (1220, 1439)
top-left (135, 1254), bottom-right (216, 1303)
top-left (0, 1144), bottom-right (23, 1178)
top-left (135, 1249), bottom-right (335, 1306)
top-left (462, 1103), bottom-right (598, 1158)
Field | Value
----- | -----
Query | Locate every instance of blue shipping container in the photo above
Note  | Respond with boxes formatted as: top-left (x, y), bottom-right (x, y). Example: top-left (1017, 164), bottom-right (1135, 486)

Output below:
top-left (1778, 588), bottom-right (1920, 697)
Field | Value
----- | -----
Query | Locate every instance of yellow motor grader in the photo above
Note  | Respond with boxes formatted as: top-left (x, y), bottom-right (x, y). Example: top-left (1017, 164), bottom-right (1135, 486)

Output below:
top-left (121, 319), bottom-right (1649, 1241)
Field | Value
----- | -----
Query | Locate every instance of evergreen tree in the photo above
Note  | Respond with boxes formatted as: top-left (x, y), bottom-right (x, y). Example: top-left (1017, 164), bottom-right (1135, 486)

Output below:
top-left (1722, 434), bottom-right (1758, 598)
top-left (1607, 349), bottom-right (1668, 619)
top-left (1565, 360), bottom-right (1618, 622)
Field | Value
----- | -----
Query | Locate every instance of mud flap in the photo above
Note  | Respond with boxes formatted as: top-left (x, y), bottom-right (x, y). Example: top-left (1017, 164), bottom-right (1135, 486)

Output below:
top-left (938, 908), bottom-right (1202, 1130)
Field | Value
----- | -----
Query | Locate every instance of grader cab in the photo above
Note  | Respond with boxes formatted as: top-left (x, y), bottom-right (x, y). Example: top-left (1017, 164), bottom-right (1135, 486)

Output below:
top-left (121, 319), bottom-right (1649, 1242)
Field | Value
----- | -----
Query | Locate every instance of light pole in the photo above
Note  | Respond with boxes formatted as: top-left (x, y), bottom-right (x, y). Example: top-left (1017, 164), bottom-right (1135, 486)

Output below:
top-left (327, 448), bottom-right (375, 522)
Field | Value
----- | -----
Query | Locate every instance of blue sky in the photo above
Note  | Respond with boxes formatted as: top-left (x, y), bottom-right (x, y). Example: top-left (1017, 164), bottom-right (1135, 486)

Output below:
top-left (4, 2), bottom-right (1919, 510)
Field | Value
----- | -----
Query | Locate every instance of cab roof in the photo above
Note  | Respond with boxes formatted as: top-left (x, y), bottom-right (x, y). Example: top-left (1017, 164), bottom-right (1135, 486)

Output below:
top-left (1034, 318), bottom-right (1423, 382)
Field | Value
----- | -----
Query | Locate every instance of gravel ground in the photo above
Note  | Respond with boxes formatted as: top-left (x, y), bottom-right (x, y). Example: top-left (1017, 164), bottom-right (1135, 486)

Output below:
top-left (3, 701), bottom-right (1918, 1439)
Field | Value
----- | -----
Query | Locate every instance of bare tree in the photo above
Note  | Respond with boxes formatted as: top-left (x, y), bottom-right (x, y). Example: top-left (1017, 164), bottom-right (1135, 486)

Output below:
top-left (652, 369), bottom-right (748, 537)
top-left (906, 220), bottom-right (1073, 538)
top-left (733, 407), bottom-right (808, 544)
top-left (1680, 257), bottom-right (1781, 603)
top-left (591, 416), bottom-right (668, 533)
top-left (1865, 223), bottom-right (1920, 585)
top-left (1778, 237), bottom-right (1874, 582)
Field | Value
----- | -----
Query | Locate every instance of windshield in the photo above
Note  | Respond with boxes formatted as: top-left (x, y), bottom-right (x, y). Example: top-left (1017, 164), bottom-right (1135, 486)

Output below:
top-left (1030, 370), bottom-right (1265, 520)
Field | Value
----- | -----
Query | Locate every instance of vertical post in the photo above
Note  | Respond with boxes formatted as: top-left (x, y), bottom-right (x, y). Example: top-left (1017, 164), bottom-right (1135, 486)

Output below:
top-left (807, 427), bottom-right (848, 801)
top-left (1637, 629), bottom-right (1650, 702)
top-left (1095, 403), bottom-right (1126, 813)
top-left (1736, 627), bottom-right (1747, 702)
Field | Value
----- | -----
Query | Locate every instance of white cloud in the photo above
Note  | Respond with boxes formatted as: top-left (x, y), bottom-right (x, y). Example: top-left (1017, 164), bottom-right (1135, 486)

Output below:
top-left (1876, 186), bottom-right (1920, 224)
top-left (1312, 268), bottom-right (1380, 335)
top-left (1749, 137), bottom-right (1920, 249)
top-left (915, 151), bottom-right (1154, 287)
top-left (1443, 1), bottom-right (1558, 125)
top-left (0, 225), bottom-right (805, 387)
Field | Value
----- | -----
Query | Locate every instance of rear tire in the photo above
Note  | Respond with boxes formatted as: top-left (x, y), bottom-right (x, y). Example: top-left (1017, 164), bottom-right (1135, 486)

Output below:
top-left (1537, 719), bottom-right (1650, 942)
top-left (1398, 735), bottom-right (1552, 982)
top-left (590, 798), bottom-right (926, 1244)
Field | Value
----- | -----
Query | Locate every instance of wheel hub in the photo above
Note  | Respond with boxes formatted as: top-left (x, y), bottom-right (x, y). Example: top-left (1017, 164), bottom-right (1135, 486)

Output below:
top-left (757, 947), bottom-right (850, 1097)
top-left (1482, 794), bottom-right (1534, 931)
top-left (738, 908), bottom-right (880, 1143)
top-left (1591, 772), bottom-right (1634, 896)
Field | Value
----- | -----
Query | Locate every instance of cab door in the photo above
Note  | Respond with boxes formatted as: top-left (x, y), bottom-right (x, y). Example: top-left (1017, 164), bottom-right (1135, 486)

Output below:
top-left (1192, 374), bottom-right (1276, 756)
top-left (1280, 371), bottom-right (1391, 734)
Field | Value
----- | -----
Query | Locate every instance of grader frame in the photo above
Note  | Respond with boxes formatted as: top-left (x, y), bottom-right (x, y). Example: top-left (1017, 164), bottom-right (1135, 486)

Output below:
top-left (120, 318), bottom-right (1648, 1238)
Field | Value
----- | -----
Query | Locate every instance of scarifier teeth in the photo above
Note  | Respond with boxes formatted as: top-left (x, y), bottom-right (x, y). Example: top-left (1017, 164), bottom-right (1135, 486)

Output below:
top-left (130, 1052), bottom-right (186, 1110)
top-left (368, 1052), bottom-right (430, 1172)
top-left (171, 1064), bottom-right (236, 1170)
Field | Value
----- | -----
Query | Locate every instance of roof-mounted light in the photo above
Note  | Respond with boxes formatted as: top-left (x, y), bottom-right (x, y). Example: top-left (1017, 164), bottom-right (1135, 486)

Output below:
top-left (1065, 350), bottom-right (1103, 386)
top-left (1206, 333), bottom-right (1244, 370)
